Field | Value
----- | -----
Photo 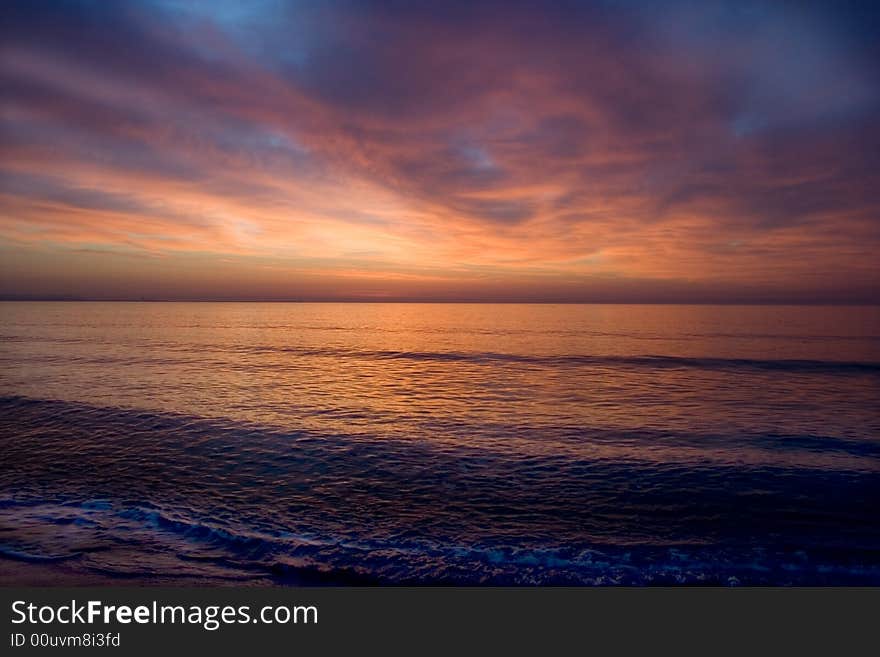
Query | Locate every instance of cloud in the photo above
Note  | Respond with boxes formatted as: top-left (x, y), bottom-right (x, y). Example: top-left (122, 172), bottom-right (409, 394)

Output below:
top-left (1, 0), bottom-right (878, 301)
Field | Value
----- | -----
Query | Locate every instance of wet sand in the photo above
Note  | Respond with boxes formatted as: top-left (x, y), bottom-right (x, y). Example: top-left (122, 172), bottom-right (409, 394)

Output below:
top-left (0, 558), bottom-right (236, 587)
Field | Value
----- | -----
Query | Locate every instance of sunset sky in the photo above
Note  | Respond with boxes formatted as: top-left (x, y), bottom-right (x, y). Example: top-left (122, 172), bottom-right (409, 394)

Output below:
top-left (1, 0), bottom-right (878, 302)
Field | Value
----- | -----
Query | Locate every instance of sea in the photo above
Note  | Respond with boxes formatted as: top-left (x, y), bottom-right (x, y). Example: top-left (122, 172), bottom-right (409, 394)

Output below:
top-left (1, 302), bottom-right (878, 585)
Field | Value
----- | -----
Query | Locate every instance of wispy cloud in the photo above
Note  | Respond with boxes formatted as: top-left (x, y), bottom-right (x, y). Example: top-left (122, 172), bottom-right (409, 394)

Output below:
top-left (1, 0), bottom-right (878, 301)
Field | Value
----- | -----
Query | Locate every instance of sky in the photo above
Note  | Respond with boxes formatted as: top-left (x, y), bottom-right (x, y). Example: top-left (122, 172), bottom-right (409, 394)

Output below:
top-left (1, 0), bottom-right (878, 302)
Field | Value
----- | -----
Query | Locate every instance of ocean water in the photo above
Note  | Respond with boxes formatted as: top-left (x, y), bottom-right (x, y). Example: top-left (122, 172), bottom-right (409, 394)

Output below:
top-left (1, 302), bottom-right (878, 585)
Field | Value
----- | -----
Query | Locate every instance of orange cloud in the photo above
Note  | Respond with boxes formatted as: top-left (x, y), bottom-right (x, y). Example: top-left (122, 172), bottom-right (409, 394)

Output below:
top-left (1, 1), bottom-right (878, 302)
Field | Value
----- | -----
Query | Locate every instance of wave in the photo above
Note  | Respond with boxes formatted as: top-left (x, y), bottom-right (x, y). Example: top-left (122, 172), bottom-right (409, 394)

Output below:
top-left (2, 499), bottom-right (880, 586)
top-left (3, 345), bottom-right (879, 374)
top-left (2, 394), bottom-right (879, 463)
top-left (339, 350), bottom-right (880, 373)
top-left (1, 395), bottom-right (879, 585)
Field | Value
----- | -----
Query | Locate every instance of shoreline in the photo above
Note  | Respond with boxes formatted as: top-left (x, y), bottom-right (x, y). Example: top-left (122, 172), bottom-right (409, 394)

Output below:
top-left (0, 558), bottom-right (246, 587)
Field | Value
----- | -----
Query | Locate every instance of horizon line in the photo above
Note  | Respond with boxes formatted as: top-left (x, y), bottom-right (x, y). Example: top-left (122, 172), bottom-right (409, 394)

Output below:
top-left (1, 298), bottom-right (878, 306)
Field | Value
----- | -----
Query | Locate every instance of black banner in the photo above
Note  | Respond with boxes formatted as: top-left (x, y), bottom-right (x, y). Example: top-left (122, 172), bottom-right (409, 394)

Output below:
top-left (2, 588), bottom-right (876, 654)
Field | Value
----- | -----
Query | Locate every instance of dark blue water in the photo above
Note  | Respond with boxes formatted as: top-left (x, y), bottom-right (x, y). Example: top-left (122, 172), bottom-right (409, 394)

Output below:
top-left (1, 303), bottom-right (878, 584)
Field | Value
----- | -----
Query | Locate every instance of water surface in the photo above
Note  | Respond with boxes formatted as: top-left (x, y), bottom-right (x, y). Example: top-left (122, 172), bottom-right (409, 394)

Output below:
top-left (1, 303), bottom-right (878, 584)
